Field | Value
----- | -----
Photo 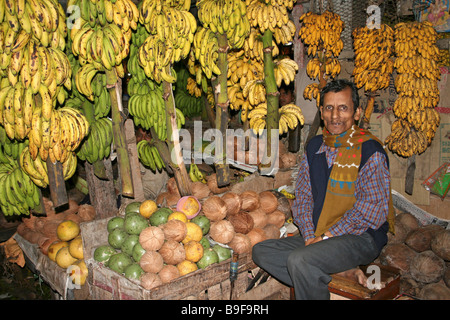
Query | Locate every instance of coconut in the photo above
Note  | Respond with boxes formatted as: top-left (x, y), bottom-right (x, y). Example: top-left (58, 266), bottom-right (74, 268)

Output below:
top-left (258, 191), bottom-right (278, 214)
top-left (240, 191), bottom-right (260, 211)
top-left (418, 283), bottom-right (450, 300)
top-left (206, 173), bottom-right (230, 194)
top-left (78, 204), bottom-right (96, 222)
top-left (140, 272), bottom-right (162, 290)
top-left (139, 226), bottom-right (165, 251)
top-left (405, 224), bottom-right (444, 252)
top-left (431, 229), bottom-right (450, 261)
top-left (396, 212), bottom-right (420, 233)
top-left (221, 192), bottom-right (242, 216)
top-left (247, 228), bottom-right (267, 247)
top-left (266, 210), bottom-right (286, 229)
top-left (280, 152), bottom-right (297, 168)
top-left (158, 265), bottom-right (180, 284)
top-left (190, 181), bottom-right (211, 200)
top-left (379, 243), bottom-right (417, 273)
top-left (248, 208), bottom-right (268, 229)
top-left (228, 233), bottom-right (252, 254)
top-left (263, 224), bottom-right (280, 239)
top-left (160, 219), bottom-right (187, 242)
top-left (410, 250), bottom-right (446, 284)
top-left (209, 220), bottom-right (235, 244)
top-left (158, 239), bottom-right (186, 265)
top-left (202, 196), bottom-right (227, 222)
top-left (139, 251), bottom-right (164, 273)
top-left (228, 211), bottom-right (254, 234)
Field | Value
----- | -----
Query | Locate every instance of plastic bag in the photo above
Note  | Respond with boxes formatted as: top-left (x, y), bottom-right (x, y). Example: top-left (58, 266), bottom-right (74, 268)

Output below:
top-left (422, 162), bottom-right (450, 200)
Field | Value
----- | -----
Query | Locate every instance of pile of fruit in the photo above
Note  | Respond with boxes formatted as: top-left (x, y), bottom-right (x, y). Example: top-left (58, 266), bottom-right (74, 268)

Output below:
top-left (93, 198), bottom-right (232, 290)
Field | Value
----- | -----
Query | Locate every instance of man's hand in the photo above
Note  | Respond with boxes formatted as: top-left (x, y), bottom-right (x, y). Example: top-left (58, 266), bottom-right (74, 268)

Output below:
top-left (305, 231), bottom-right (333, 246)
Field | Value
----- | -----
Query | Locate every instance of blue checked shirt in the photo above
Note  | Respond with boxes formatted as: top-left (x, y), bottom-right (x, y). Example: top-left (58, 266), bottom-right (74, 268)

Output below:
top-left (292, 143), bottom-right (391, 241)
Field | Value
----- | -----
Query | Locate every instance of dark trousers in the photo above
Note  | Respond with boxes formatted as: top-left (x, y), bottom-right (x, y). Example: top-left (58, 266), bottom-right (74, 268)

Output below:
top-left (252, 232), bottom-right (380, 299)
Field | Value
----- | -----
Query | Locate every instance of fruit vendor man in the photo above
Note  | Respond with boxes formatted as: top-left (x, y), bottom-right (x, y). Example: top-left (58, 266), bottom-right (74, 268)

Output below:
top-left (252, 79), bottom-right (395, 299)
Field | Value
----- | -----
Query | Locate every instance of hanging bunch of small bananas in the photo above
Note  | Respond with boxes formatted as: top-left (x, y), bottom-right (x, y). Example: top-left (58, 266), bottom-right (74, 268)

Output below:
top-left (27, 106), bottom-right (89, 166)
top-left (20, 145), bottom-right (77, 189)
top-left (303, 83), bottom-right (320, 107)
top-left (243, 28), bottom-right (280, 62)
top-left (385, 21), bottom-right (441, 157)
top-left (246, 0), bottom-right (295, 45)
top-left (77, 117), bottom-right (113, 164)
top-left (352, 24), bottom-right (395, 92)
top-left (174, 67), bottom-right (205, 118)
top-left (0, 141), bottom-right (40, 216)
top-left (197, 0), bottom-right (250, 49)
top-left (189, 163), bottom-right (206, 183)
top-left (68, 0), bottom-right (138, 77)
top-left (138, 0), bottom-right (196, 83)
top-left (299, 10), bottom-right (344, 58)
top-left (136, 139), bottom-right (165, 172)
top-left (247, 102), bottom-right (304, 135)
top-left (273, 57), bottom-right (299, 87)
top-left (193, 27), bottom-right (221, 79)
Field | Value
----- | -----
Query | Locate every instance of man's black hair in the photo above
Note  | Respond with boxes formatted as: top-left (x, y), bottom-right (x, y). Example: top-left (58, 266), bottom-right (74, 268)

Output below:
top-left (319, 79), bottom-right (360, 111)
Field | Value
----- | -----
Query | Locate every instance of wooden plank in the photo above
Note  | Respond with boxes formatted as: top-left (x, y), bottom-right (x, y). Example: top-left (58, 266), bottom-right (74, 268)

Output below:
top-left (124, 119), bottom-right (145, 202)
top-left (46, 159), bottom-right (68, 208)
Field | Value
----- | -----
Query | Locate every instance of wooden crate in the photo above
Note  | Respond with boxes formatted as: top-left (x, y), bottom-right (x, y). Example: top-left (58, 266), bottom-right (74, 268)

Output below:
top-left (80, 217), bottom-right (258, 300)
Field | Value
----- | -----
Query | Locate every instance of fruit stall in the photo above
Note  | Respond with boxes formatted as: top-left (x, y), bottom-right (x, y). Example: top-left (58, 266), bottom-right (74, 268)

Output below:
top-left (1, 0), bottom-right (450, 301)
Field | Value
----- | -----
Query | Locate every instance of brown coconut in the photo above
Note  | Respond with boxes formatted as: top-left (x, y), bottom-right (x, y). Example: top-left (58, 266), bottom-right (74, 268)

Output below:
top-left (139, 226), bottom-right (165, 251)
top-left (228, 211), bottom-right (254, 234)
top-left (387, 221), bottom-right (409, 244)
top-left (266, 210), bottom-right (286, 229)
top-left (418, 283), bottom-right (450, 300)
top-left (206, 173), bottom-right (230, 194)
top-left (405, 224), bottom-right (444, 252)
top-left (160, 219), bottom-right (187, 242)
top-left (140, 272), bottom-right (162, 290)
top-left (379, 243), bottom-right (418, 273)
top-left (202, 196), bottom-right (227, 221)
top-left (78, 204), bottom-right (96, 222)
top-left (248, 208), bottom-right (268, 229)
top-left (280, 152), bottom-right (297, 169)
top-left (247, 228), bottom-right (267, 247)
top-left (209, 220), bottom-right (235, 244)
top-left (240, 191), bottom-right (260, 211)
top-left (410, 250), bottom-right (446, 284)
top-left (258, 191), bottom-right (278, 214)
top-left (158, 239), bottom-right (186, 265)
top-left (221, 192), bottom-right (242, 216)
top-left (140, 251), bottom-right (164, 273)
top-left (158, 265), bottom-right (180, 284)
top-left (228, 233), bottom-right (252, 254)
top-left (190, 181), bottom-right (211, 200)
top-left (396, 212), bottom-right (420, 233)
top-left (42, 220), bottom-right (60, 238)
top-left (263, 224), bottom-right (280, 239)
top-left (431, 229), bottom-right (450, 261)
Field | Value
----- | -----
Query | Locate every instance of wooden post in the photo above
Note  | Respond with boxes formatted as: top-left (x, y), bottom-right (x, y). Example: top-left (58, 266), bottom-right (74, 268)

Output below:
top-left (124, 118), bottom-right (145, 202)
top-left (45, 159), bottom-right (68, 208)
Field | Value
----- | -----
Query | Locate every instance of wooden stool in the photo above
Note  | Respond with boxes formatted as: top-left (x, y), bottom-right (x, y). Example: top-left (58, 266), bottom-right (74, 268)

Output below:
top-left (289, 263), bottom-right (401, 300)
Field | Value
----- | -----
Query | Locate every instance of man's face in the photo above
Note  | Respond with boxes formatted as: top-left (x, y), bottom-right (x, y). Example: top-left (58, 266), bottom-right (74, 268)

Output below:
top-left (320, 87), bottom-right (361, 135)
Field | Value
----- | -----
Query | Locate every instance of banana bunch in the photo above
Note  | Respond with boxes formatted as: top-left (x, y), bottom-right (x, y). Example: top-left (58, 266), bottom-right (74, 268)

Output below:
top-left (136, 139), bottom-right (165, 172)
top-left (197, 0), bottom-right (250, 49)
top-left (227, 51), bottom-right (265, 88)
top-left (384, 119), bottom-right (429, 157)
top-left (273, 57), bottom-right (299, 87)
top-left (77, 117), bottom-right (113, 164)
top-left (246, 0), bottom-right (294, 39)
top-left (186, 77), bottom-right (203, 98)
top-left (189, 163), bottom-right (206, 184)
top-left (243, 28), bottom-right (280, 62)
top-left (193, 27), bottom-right (221, 79)
top-left (138, 2), bottom-right (197, 83)
top-left (386, 21), bottom-right (441, 157)
top-left (0, 148), bottom-right (40, 216)
top-left (303, 83), bottom-right (320, 107)
top-left (247, 102), bottom-right (304, 135)
top-left (68, 0), bottom-right (138, 76)
top-left (352, 24), bottom-right (394, 92)
top-left (174, 67), bottom-right (205, 118)
top-left (299, 10), bottom-right (344, 58)
top-left (242, 79), bottom-right (266, 119)
top-left (27, 106), bottom-right (90, 164)
top-left (19, 145), bottom-right (78, 189)
top-left (438, 49), bottom-right (450, 67)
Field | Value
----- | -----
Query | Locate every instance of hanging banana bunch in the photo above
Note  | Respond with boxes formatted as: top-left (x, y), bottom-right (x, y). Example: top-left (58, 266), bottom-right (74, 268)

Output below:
top-left (385, 21), bottom-right (441, 158)
top-left (138, 0), bottom-right (197, 83)
top-left (175, 66), bottom-right (206, 118)
top-left (300, 10), bottom-right (344, 107)
top-left (352, 24), bottom-right (394, 92)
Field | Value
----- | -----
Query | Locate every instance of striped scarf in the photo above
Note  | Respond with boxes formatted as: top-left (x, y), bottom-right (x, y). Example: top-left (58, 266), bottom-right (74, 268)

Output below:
top-left (315, 125), bottom-right (395, 237)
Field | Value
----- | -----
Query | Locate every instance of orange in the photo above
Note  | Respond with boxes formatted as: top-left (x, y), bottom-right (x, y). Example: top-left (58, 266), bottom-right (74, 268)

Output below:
top-left (55, 246), bottom-right (77, 269)
top-left (57, 220), bottom-right (80, 242)
top-left (181, 222), bottom-right (203, 244)
top-left (47, 241), bottom-right (69, 262)
top-left (69, 236), bottom-right (84, 259)
top-left (139, 200), bottom-right (158, 218)
top-left (168, 211), bottom-right (188, 223)
top-left (177, 260), bottom-right (198, 276)
top-left (184, 240), bottom-right (204, 263)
